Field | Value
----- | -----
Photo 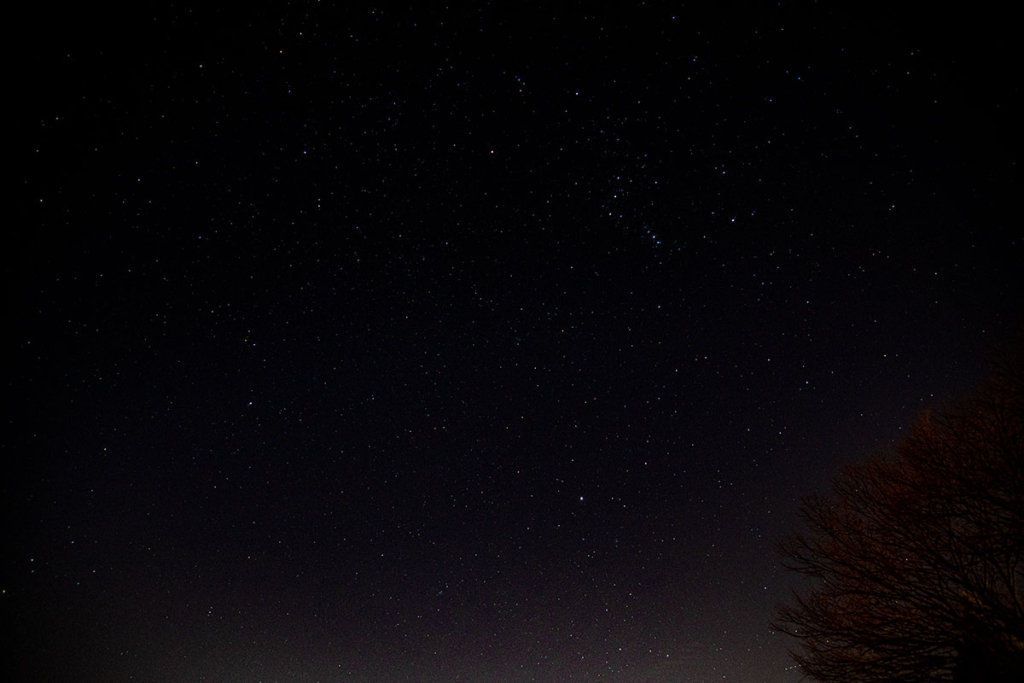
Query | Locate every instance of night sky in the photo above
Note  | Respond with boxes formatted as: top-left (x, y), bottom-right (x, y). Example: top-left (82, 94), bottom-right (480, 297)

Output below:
top-left (6, 3), bottom-right (1020, 682)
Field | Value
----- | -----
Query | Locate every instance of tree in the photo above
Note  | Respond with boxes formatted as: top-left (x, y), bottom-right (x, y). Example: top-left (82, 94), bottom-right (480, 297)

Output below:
top-left (775, 353), bottom-right (1024, 682)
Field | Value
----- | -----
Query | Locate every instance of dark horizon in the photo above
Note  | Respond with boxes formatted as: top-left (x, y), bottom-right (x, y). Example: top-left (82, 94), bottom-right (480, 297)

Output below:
top-left (5, 3), bottom-right (1020, 681)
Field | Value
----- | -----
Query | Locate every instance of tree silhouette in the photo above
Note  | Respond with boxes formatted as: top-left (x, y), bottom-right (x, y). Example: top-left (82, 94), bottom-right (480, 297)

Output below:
top-left (775, 352), bottom-right (1024, 682)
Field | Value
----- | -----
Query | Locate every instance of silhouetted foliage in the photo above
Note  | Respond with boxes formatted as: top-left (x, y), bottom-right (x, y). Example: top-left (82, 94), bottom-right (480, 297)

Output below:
top-left (775, 350), bottom-right (1024, 682)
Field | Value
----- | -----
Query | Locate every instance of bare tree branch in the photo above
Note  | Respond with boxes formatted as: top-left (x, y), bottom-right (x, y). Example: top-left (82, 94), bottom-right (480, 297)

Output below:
top-left (774, 348), bottom-right (1024, 682)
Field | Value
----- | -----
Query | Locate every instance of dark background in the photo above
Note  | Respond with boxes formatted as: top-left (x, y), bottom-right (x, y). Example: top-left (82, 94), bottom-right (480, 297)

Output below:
top-left (6, 2), bottom-right (1019, 681)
